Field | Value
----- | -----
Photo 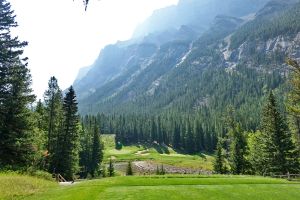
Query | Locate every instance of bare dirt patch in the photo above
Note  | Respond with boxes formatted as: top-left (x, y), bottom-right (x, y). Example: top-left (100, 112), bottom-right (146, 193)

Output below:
top-left (133, 161), bottom-right (211, 175)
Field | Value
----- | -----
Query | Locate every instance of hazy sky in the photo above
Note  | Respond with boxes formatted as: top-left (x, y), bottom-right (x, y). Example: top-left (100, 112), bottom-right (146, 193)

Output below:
top-left (9, 0), bottom-right (179, 99)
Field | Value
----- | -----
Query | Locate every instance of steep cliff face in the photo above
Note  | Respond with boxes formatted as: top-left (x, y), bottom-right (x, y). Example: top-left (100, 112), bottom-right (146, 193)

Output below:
top-left (74, 0), bottom-right (300, 115)
top-left (75, 43), bottom-right (158, 100)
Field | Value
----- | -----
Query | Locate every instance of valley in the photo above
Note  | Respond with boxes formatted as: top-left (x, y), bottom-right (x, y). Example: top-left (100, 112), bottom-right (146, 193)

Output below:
top-left (102, 135), bottom-right (213, 175)
top-left (1, 0), bottom-right (300, 199)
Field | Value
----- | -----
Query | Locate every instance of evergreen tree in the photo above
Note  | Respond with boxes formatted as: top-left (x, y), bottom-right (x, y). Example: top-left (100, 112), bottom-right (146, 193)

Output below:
top-left (260, 92), bottom-right (299, 174)
top-left (35, 100), bottom-right (48, 132)
top-left (56, 86), bottom-right (80, 180)
top-left (213, 139), bottom-right (226, 174)
top-left (126, 161), bottom-right (133, 176)
top-left (185, 120), bottom-right (195, 154)
top-left (33, 99), bottom-right (48, 169)
top-left (43, 76), bottom-right (63, 172)
top-left (102, 165), bottom-right (107, 177)
top-left (90, 124), bottom-right (103, 177)
top-left (0, 0), bottom-right (36, 169)
top-left (194, 120), bottom-right (204, 152)
top-left (79, 123), bottom-right (91, 178)
top-left (108, 158), bottom-right (115, 177)
top-left (247, 131), bottom-right (266, 175)
top-left (157, 116), bottom-right (163, 144)
top-left (286, 59), bottom-right (300, 152)
top-left (172, 122), bottom-right (181, 149)
top-left (151, 117), bottom-right (157, 142)
top-left (156, 165), bottom-right (160, 175)
top-left (229, 124), bottom-right (247, 174)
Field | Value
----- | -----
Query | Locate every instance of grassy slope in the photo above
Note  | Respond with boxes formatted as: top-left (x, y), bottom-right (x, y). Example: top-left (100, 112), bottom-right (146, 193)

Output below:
top-left (102, 135), bottom-right (214, 170)
top-left (0, 173), bottom-right (57, 200)
top-left (23, 175), bottom-right (300, 200)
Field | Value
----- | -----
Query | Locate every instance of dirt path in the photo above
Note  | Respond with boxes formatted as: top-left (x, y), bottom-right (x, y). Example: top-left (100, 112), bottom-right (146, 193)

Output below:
top-left (59, 181), bottom-right (79, 186)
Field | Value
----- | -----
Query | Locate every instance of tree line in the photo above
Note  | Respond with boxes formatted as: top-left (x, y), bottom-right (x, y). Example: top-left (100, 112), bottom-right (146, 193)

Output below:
top-left (82, 112), bottom-right (218, 153)
top-left (213, 60), bottom-right (300, 175)
top-left (0, 0), bottom-right (104, 181)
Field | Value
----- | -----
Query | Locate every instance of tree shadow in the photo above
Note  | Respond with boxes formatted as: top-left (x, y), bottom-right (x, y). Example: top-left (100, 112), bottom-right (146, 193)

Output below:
top-left (152, 143), bottom-right (170, 154)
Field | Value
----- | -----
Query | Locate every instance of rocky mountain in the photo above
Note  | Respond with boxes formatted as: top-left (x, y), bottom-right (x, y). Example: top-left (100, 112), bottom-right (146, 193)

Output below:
top-left (73, 0), bottom-right (300, 123)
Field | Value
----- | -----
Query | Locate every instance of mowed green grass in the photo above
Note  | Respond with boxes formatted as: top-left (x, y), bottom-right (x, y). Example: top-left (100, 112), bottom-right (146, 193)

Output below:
top-left (20, 175), bottom-right (300, 200)
top-left (102, 135), bottom-right (213, 170)
top-left (0, 173), bottom-right (56, 200)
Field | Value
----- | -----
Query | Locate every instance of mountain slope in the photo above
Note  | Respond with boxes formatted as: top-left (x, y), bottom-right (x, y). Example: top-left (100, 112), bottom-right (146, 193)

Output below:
top-left (74, 0), bottom-right (300, 133)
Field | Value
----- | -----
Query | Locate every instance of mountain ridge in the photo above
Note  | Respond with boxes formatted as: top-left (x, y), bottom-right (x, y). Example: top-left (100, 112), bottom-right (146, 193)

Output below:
top-left (73, 0), bottom-right (300, 123)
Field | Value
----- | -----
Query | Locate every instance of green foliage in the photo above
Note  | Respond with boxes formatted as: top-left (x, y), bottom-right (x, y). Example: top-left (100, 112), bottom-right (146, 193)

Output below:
top-left (91, 124), bottom-right (103, 177)
top-left (79, 116), bottom-right (104, 178)
top-left (101, 165), bottom-right (107, 178)
top-left (126, 161), bottom-right (133, 176)
top-left (286, 59), bottom-right (300, 152)
top-left (230, 2), bottom-right (300, 50)
top-left (155, 165), bottom-right (166, 175)
top-left (55, 86), bottom-right (80, 180)
top-left (43, 76), bottom-right (64, 172)
top-left (229, 124), bottom-right (247, 175)
top-left (259, 92), bottom-right (299, 174)
top-left (108, 159), bottom-right (114, 177)
top-left (247, 131), bottom-right (265, 175)
top-left (213, 139), bottom-right (227, 174)
top-left (0, 0), bottom-right (36, 169)
top-left (25, 169), bottom-right (53, 181)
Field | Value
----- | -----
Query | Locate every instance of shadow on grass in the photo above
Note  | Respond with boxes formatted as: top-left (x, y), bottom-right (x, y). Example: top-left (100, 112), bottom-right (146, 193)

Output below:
top-left (118, 142), bottom-right (211, 159)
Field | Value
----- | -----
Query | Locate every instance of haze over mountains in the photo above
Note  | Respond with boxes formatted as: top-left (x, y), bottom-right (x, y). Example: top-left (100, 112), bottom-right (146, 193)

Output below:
top-left (73, 0), bottom-right (300, 124)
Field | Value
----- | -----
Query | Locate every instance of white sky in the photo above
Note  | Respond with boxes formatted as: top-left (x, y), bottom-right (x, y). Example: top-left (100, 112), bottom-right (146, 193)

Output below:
top-left (9, 0), bottom-right (179, 99)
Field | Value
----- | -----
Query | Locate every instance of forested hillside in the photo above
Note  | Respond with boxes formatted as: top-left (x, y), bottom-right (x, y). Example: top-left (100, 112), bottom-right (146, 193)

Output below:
top-left (74, 0), bottom-right (300, 135)
top-left (56, 1), bottom-right (297, 173)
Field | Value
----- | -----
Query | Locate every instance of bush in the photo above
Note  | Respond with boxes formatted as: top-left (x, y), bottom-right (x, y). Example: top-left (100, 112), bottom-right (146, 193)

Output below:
top-left (25, 168), bottom-right (53, 181)
top-left (126, 161), bottom-right (133, 176)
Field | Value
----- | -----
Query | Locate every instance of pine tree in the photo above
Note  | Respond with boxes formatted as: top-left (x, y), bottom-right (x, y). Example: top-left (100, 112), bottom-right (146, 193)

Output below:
top-left (151, 117), bottom-right (157, 142)
top-left (286, 59), bottom-right (300, 152)
top-left (33, 99), bottom-right (48, 169)
top-left (160, 164), bottom-right (166, 175)
top-left (156, 165), bottom-right (160, 175)
top-left (79, 123), bottom-right (91, 178)
top-left (247, 131), bottom-right (266, 175)
top-left (90, 124), bottom-right (103, 177)
top-left (213, 139), bottom-right (226, 174)
top-left (185, 120), bottom-right (195, 154)
top-left (157, 116), bottom-right (163, 144)
top-left (126, 161), bottom-right (133, 176)
top-left (43, 76), bottom-right (63, 172)
top-left (35, 100), bottom-right (47, 132)
top-left (172, 122), bottom-right (181, 149)
top-left (102, 164), bottom-right (107, 177)
top-left (260, 92), bottom-right (299, 174)
top-left (108, 158), bottom-right (115, 177)
top-left (0, 0), bottom-right (36, 169)
top-left (229, 124), bottom-right (247, 174)
top-left (194, 120), bottom-right (204, 152)
top-left (55, 86), bottom-right (80, 180)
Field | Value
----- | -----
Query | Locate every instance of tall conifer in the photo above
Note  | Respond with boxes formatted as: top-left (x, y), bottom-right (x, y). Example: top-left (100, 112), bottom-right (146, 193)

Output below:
top-left (260, 92), bottom-right (299, 174)
top-left (0, 0), bottom-right (35, 168)
top-left (55, 86), bottom-right (80, 180)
